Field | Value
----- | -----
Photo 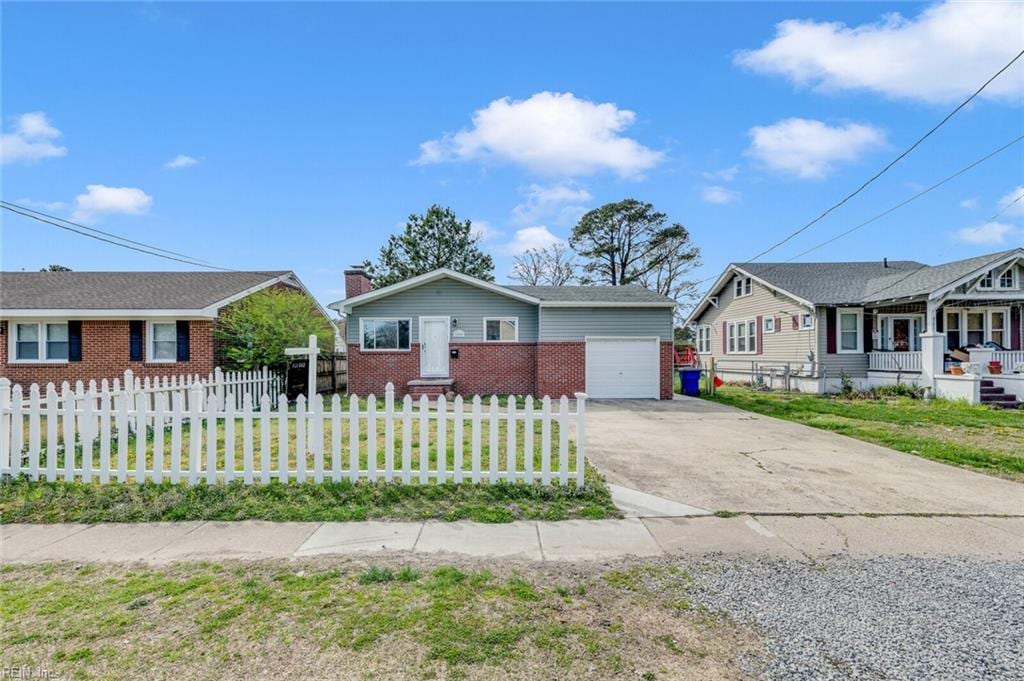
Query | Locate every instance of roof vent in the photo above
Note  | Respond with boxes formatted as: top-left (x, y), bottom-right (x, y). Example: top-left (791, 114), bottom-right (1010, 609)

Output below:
top-left (883, 257), bottom-right (889, 268)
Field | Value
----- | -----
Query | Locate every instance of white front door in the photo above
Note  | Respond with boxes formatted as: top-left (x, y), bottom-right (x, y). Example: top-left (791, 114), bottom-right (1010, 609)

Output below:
top-left (419, 316), bottom-right (450, 377)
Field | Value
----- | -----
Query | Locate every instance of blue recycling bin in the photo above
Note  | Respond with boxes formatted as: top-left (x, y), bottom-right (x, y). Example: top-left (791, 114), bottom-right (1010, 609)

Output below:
top-left (678, 367), bottom-right (702, 396)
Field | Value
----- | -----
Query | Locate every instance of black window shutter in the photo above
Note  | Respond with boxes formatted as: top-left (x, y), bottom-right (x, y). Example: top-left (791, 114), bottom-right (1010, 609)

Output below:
top-left (176, 320), bottom-right (190, 361)
top-left (825, 307), bottom-right (837, 354)
top-left (129, 320), bottom-right (144, 361)
top-left (68, 320), bottom-right (83, 362)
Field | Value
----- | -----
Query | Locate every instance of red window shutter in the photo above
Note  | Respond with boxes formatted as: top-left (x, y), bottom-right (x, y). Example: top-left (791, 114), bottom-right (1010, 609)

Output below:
top-left (775, 316), bottom-right (782, 333)
top-left (791, 315), bottom-right (799, 330)
top-left (825, 308), bottom-right (837, 354)
top-left (756, 315), bottom-right (763, 355)
top-left (722, 321), bottom-right (728, 353)
top-left (1012, 306), bottom-right (1021, 351)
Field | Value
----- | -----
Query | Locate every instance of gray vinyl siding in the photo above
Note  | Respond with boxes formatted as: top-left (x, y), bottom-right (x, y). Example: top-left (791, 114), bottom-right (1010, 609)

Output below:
top-left (816, 307), bottom-right (869, 378)
top-left (539, 307), bottom-right (673, 341)
top-left (346, 279), bottom-right (539, 344)
top-left (693, 275), bottom-right (818, 368)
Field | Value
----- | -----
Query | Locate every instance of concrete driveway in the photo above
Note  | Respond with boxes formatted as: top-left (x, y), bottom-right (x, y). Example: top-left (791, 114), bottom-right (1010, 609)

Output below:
top-left (585, 397), bottom-right (1024, 515)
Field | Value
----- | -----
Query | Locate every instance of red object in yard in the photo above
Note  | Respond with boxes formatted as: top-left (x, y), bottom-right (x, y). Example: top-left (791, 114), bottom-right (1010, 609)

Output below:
top-left (713, 376), bottom-right (724, 388)
top-left (675, 347), bottom-right (697, 366)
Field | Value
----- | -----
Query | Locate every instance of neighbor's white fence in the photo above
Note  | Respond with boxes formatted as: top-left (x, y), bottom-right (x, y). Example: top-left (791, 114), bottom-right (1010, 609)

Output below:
top-left (991, 350), bottom-right (1024, 373)
top-left (11, 367), bottom-right (284, 413)
top-left (0, 381), bottom-right (587, 488)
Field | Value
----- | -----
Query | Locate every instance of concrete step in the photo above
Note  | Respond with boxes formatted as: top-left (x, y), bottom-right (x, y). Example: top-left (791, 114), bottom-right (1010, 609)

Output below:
top-left (980, 386), bottom-right (1006, 395)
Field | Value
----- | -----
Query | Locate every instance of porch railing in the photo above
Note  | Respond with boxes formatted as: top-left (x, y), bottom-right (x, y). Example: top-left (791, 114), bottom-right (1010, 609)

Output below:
top-left (868, 351), bottom-right (922, 373)
top-left (992, 351), bottom-right (1024, 372)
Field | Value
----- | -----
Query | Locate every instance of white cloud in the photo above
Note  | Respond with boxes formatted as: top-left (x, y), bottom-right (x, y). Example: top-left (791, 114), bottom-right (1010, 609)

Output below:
top-left (71, 185), bottom-right (153, 223)
top-left (14, 197), bottom-right (67, 213)
top-left (996, 186), bottom-right (1024, 218)
top-left (512, 183), bottom-right (593, 225)
top-left (746, 118), bottom-right (885, 180)
top-left (415, 91), bottom-right (663, 178)
top-left (701, 185), bottom-right (741, 205)
top-left (1, 112), bottom-right (67, 165)
top-left (701, 165), bottom-right (739, 182)
top-left (954, 222), bottom-right (1018, 246)
top-left (164, 154), bottom-right (199, 169)
top-left (470, 219), bottom-right (500, 242)
top-left (735, 1), bottom-right (1024, 104)
top-left (959, 198), bottom-right (978, 210)
top-left (499, 226), bottom-right (563, 254)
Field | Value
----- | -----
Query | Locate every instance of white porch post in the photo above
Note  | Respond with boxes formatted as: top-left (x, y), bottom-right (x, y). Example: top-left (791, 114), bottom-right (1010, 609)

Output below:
top-left (920, 300), bottom-right (943, 390)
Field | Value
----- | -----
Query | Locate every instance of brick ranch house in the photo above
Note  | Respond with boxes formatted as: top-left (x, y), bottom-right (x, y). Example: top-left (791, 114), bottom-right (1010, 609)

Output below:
top-left (0, 270), bottom-right (333, 387)
top-left (328, 267), bottom-right (676, 400)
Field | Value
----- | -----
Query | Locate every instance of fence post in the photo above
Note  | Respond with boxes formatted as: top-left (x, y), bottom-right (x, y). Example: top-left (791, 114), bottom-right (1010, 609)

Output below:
top-left (123, 370), bottom-right (134, 412)
top-left (0, 377), bottom-right (10, 473)
top-left (214, 367), bottom-right (225, 411)
top-left (574, 392), bottom-right (587, 487)
top-left (307, 334), bottom-right (318, 399)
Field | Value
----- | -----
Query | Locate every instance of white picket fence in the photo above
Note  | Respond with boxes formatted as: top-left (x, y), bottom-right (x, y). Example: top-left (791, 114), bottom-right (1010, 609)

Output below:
top-left (0, 381), bottom-right (587, 487)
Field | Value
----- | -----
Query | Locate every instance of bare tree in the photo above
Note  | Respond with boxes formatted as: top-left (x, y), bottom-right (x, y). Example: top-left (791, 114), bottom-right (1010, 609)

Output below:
top-left (635, 227), bottom-right (701, 323)
top-left (510, 243), bottom-right (578, 286)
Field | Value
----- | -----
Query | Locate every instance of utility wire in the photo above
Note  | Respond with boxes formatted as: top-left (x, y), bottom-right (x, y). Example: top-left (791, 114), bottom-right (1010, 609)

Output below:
top-left (729, 47), bottom-right (1024, 270)
top-left (988, 190), bottom-right (1024, 221)
top-left (0, 200), bottom-right (212, 263)
top-left (1, 203), bottom-right (236, 271)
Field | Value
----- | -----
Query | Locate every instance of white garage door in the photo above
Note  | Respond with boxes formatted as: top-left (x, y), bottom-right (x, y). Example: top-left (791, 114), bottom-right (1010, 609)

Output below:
top-left (585, 337), bottom-right (660, 399)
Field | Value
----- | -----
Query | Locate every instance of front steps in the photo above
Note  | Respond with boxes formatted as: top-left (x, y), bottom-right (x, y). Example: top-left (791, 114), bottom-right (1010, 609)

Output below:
top-left (980, 379), bottom-right (1021, 409)
top-left (407, 378), bottom-right (455, 400)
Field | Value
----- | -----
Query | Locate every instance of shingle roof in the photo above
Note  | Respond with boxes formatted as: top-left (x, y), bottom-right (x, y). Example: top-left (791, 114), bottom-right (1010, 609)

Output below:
top-left (0, 271), bottom-right (291, 310)
top-left (727, 249), bottom-right (1024, 307)
top-left (503, 284), bottom-right (674, 304)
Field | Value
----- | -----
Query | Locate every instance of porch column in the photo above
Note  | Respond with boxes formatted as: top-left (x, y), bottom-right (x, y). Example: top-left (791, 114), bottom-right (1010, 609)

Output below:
top-left (920, 299), bottom-right (943, 389)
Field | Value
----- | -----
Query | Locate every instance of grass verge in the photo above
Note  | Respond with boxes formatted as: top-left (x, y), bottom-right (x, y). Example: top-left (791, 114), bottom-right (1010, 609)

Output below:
top-left (0, 464), bottom-right (618, 523)
top-left (0, 559), bottom-right (755, 680)
top-left (705, 386), bottom-right (1024, 480)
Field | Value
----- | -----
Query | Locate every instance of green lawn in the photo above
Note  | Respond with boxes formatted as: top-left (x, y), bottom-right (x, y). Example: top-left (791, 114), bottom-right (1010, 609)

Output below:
top-left (0, 560), bottom-right (751, 680)
top-left (706, 386), bottom-right (1024, 480)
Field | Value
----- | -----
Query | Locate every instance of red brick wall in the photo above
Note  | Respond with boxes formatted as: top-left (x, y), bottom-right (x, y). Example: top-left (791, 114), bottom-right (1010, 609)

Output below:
top-left (347, 342), bottom-right (420, 397)
top-left (536, 342), bottom-right (586, 399)
top-left (660, 340), bottom-right (674, 400)
top-left (0, 319), bottom-right (216, 389)
top-left (450, 343), bottom-right (536, 397)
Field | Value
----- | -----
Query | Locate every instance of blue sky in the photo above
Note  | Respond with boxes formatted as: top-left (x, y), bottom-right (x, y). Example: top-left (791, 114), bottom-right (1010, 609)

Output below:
top-left (2, 1), bottom-right (1022, 309)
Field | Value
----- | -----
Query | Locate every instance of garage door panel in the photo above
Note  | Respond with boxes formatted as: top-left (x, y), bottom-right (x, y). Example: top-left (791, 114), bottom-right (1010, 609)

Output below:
top-left (586, 338), bottom-right (659, 398)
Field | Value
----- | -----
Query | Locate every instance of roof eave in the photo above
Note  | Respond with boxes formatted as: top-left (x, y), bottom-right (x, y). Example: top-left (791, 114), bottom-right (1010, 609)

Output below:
top-left (338, 269), bottom-right (542, 313)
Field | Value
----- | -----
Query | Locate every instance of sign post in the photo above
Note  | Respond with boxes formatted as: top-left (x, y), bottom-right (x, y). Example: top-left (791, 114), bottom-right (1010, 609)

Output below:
top-left (285, 334), bottom-right (319, 399)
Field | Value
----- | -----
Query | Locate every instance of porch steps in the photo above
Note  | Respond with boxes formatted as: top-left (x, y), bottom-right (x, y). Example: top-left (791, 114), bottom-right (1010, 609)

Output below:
top-left (979, 379), bottom-right (1021, 409)
top-left (407, 378), bottom-right (455, 400)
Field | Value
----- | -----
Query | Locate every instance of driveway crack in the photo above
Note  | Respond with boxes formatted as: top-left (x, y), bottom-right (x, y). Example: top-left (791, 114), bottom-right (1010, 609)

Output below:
top-left (738, 449), bottom-right (777, 474)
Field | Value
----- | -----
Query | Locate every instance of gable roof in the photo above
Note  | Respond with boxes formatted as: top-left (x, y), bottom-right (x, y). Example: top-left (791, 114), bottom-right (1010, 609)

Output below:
top-left (686, 248), bottom-right (1024, 325)
top-left (331, 268), bottom-right (676, 312)
top-left (0, 270), bottom-right (297, 317)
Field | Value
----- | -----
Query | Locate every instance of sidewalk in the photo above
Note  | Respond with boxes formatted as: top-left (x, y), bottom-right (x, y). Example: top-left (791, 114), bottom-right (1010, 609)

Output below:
top-left (4, 514), bottom-right (1023, 564)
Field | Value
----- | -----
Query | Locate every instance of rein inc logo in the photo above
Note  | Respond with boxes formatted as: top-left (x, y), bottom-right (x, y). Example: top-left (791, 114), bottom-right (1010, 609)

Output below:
top-left (1, 667), bottom-right (61, 679)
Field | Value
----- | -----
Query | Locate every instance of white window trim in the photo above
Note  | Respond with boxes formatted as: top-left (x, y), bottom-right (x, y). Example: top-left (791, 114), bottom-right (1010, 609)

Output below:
top-left (726, 319), bottom-right (757, 355)
top-left (359, 317), bottom-right (413, 352)
top-left (7, 319), bottom-right (70, 364)
top-left (696, 325), bottom-right (712, 354)
top-left (946, 307), bottom-right (1010, 347)
top-left (734, 276), bottom-right (752, 298)
top-left (996, 265), bottom-right (1017, 290)
top-left (146, 320), bottom-right (179, 364)
top-left (799, 312), bottom-right (815, 330)
top-left (836, 307), bottom-right (863, 354)
top-left (763, 317), bottom-right (775, 334)
top-left (875, 313), bottom-right (924, 352)
top-left (977, 269), bottom-right (994, 289)
top-left (482, 316), bottom-right (519, 343)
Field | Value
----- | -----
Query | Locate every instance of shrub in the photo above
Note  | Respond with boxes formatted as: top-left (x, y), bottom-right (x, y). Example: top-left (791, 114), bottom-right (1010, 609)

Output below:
top-left (871, 383), bottom-right (925, 400)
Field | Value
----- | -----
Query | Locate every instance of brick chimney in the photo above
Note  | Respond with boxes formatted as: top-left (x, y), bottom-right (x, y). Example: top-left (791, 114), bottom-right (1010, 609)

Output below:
top-left (345, 265), bottom-right (372, 299)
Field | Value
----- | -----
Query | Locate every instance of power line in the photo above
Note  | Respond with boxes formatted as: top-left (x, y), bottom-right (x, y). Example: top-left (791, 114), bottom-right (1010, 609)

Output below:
top-left (733, 47), bottom-right (1024, 267)
top-left (0, 200), bottom-right (211, 263)
top-left (774, 134), bottom-right (1024, 265)
top-left (1, 203), bottom-right (236, 271)
top-left (989, 190), bottom-right (1024, 221)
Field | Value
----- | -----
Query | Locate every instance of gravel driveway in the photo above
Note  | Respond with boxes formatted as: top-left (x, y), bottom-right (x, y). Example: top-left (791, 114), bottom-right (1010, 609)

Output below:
top-left (683, 555), bottom-right (1024, 681)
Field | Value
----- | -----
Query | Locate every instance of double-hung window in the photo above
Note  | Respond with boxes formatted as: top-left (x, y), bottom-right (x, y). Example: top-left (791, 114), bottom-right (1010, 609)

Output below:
top-left (361, 318), bottom-right (411, 351)
top-left (837, 309), bottom-right (862, 353)
top-left (727, 320), bottom-right (756, 354)
top-left (148, 322), bottom-right (178, 362)
top-left (11, 321), bottom-right (69, 362)
top-left (734, 276), bottom-right (752, 298)
top-left (483, 317), bottom-right (518, 342)
top-left (695, 325), bottom-right (711, 354)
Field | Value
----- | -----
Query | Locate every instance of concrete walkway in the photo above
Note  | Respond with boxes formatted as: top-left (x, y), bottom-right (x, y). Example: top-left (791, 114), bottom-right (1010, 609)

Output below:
top-left (4, 514), bottom-right (1023, 564)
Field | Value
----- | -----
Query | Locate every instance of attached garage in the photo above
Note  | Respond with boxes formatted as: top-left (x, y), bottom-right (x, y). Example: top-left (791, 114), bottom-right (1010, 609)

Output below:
top-left (585, 337), bottom-right (661, 398)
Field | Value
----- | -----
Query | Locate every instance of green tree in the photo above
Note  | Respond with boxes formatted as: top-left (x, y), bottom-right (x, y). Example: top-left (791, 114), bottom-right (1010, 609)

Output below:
top-left (213, 289), bottom-right (334, 371)
top-left (365, 205), bottom-right (494, 287)
top-left (40, 264), bottom-right (72, 271)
